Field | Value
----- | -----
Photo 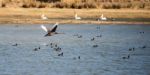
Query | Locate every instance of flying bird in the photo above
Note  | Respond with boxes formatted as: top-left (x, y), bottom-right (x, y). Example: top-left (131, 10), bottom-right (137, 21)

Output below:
top-left (41, 22), bottom-right (60, 36)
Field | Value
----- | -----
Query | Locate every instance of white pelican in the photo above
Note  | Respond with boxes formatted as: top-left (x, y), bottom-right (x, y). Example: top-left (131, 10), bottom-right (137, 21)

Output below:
top-left (75, 13), bottom-right (81, 20)
top-left (41, 14), bottom-right (48, 20)
top-left (98, 14), bottom-right (107, 21)
top-left (41, 22), bottom-right (59, 36)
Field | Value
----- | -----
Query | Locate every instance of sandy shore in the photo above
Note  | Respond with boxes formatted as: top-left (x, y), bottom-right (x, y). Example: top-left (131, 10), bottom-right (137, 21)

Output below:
top-left (0, 8), bottom-right (150, 25)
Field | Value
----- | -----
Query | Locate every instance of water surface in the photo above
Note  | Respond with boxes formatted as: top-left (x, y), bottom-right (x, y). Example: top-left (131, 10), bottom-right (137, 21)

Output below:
top-left (0, 24), bottom-right (150, 75)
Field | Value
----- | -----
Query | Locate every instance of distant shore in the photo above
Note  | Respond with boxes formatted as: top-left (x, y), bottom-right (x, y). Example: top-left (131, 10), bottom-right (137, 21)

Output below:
top-left (0, 8), bottom-right (150, 25)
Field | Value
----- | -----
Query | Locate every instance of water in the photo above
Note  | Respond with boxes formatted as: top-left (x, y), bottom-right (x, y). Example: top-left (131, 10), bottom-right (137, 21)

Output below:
top-left (0, 24), bottom-right (150, 75)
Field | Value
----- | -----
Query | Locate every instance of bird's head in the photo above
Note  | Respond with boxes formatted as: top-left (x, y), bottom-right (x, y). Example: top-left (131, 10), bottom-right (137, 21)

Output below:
top-left (55, 22), bottom-right (59, 25)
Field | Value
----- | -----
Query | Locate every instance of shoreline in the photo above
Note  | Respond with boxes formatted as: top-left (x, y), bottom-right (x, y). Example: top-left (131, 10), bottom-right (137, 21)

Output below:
top-left (0, 18), bottom-right (149, 25)
top-left (0, 8), bottom-right (150, 25)
top-left (0, 20), bottom-right (150, 25)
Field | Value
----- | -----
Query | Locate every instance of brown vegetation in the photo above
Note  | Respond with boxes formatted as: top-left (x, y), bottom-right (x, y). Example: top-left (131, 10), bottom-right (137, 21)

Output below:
top-left (0, 0), bottom-right (150, 9)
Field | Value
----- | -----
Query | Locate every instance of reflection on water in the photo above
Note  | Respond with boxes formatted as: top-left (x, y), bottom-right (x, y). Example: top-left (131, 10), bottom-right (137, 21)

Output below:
top-left (0, 24), bottom-right (150, 75)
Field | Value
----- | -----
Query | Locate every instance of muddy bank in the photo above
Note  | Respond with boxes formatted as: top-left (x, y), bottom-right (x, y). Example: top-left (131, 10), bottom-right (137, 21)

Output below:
top-left (0, 18), bottom-right (149, 25)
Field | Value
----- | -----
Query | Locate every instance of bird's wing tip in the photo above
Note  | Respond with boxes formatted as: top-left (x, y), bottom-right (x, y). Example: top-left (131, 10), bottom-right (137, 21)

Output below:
top-left (55, 22), bottom-right (59, 25)
top-left (41, 25), bottom-right (48, 32)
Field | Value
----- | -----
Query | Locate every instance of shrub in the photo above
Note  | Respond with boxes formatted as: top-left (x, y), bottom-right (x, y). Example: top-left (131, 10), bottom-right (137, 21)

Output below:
top-left (22, 3), bottom-right (30, 8)
top-left (30, 3), bottom-right (37, 8)
top-left (2, 3), bottom-right (6, 7)
top-left (120, 3), bottom-right (132, 8)
top-left (38, 3), bottom-right (47, 8)
top-left (70, 3), bottom-right (76, 8)
top-left (101, 3), bottom-right (112, 9)
top-left (70, 2), bottom-right (96, 9)
top-left (112, 3), bottom-right (121, 9)
top-left (86, 2), bottom-right (97, 8)
top-left (53, 2), bottom-right (67, 8)
top-left (131, 2), bottom-right (145, 9)
top-left (144, 2), bottom-right (150, 9)
top-left (101, 3), bottom-right (121, 9)
top-left (0, 0), bottom-right (149, 9)
top-left (75, 3), bottom-right (85, 9)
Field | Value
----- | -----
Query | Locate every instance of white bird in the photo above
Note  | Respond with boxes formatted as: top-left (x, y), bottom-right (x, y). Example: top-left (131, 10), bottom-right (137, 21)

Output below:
top-left (75, 14), bottom-right (81, 20)
top-left (41, 14), bottom-right (48, 20)
top-left (98, 14), bottom-right (107, 21)
top-left (41, 22), bottom-right (59, 36)
top-left (100, 14), bottom-right (107, 20)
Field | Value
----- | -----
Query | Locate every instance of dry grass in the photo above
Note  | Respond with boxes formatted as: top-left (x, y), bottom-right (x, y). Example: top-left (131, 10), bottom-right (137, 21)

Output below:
top-left (0, 0), bottom-right (150, 9)
top-left (0, 8), bottom-right (150, 18)
top-left (0, 8), bottom-right (149, 24)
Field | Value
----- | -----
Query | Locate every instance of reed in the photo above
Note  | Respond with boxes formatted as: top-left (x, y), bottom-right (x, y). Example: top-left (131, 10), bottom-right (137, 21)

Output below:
top-left (0, 0), bottom-right (150, 9)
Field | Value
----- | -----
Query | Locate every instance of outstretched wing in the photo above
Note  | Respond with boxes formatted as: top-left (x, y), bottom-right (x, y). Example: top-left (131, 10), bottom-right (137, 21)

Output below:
top-left (50, 23), bottom-right (58, 32)
top-left (41, 25), bottom-right (48, 32)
